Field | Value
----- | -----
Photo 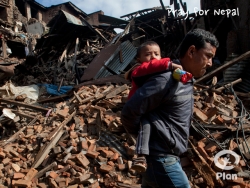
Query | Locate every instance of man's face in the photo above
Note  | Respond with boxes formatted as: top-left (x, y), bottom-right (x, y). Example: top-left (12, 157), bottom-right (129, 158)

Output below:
top-left (187, 42), bottom-right (216, 78)
top-left (137, 45), bottom-right (161, 63)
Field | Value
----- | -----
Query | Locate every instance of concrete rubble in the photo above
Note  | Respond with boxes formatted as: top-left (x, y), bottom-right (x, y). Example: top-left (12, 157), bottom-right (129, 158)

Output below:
top-left (0, 0), bottom-right (250, 188)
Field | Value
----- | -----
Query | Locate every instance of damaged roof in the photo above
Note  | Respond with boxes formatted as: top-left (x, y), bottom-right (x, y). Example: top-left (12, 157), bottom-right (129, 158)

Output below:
top-left (47, 1), bottom-right (88, 17)
top-left (26, 0), bottom-right (47, 10)
top-left (61, 10), bottom-right (86, 26)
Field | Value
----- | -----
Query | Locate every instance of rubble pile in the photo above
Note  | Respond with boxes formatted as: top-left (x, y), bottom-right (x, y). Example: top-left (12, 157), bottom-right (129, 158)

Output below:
top-left (0, 78), bottom-right (248, 187)
top-left (10, 13), bottom-right (117, 86)
top-left (17, 37), bottom-right (108, 86)
top-left (0, 83), bottom-right (144, 188)
top-left (0, 0), bottom-right (249, 187)
top-left (186, 85), bottom-right (250, 187)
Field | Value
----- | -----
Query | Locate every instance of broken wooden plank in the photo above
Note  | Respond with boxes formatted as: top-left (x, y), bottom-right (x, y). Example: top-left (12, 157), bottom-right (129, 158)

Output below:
top-left (58, 42), bottom-right (71, 67)
top-left (216, 78), bottom-right (242, 92)
top-left (0, 106), bottom-right (36, 119)
top-left (2, 38), bottom-right (7, 58)
top-left (106, 84), bottom-right (128, 99)
top-left (2, 117), bottom-right (37, 147)
top-left (0, 98), bottom-right (49, 112)
top-left (34, 162), bottom-right (57, 179)
top-left (36, 94), bottom-right (70, 104)
top-left (32, 129), bottom-right (64, 168)
top-left (13, 110), bottom-right (36, 119)
top-left (32, 111), bottom-right (76, 168)
top-left (195, 78), bottom-right (242, 94)
top-left (74, 91), bottom-right (82, 103)
top-left (94, 28), bottom-right (109, 43)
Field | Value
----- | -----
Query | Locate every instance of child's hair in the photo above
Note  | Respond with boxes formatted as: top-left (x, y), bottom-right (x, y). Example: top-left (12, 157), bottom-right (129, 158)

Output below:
top-left (136, 41), bottom-right (160, 58)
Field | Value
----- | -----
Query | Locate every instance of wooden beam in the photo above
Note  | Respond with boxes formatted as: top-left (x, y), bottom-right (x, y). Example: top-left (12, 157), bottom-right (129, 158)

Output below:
top-left (195, 51), bottom-right (250, 83)
top-left (195, 78), bottom-right (242, 93)
top-left (106, 84), bottom-right (128, 99)
top-left (0, 98), bottom-right (49, 112)
top-left (32, 111), bottom-right (76, 168)
top-left (2, 117), bottom-right (37, 147)
top-left (216, 78), bottom-right (242, 92)
top-left (188, 140), bottom-right (224, 187)
top-left (34, 162), bottom-right (57, 179)
top-left (2, 38), bottom-right (7, 58)
top-left (37, 94), bottom-right (70, 104)
top-left (0, 106), bottom-right (36, 119)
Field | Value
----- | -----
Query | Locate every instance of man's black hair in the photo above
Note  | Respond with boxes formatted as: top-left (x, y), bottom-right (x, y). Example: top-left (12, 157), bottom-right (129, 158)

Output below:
top-left (136, 41), bottom-right (160, 58)
top-left (179, 28), bottom-right (219, 58)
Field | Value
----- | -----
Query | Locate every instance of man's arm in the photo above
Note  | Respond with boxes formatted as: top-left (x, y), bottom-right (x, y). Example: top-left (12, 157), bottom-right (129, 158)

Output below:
top-left (121, 73), bottom-right (173, 133)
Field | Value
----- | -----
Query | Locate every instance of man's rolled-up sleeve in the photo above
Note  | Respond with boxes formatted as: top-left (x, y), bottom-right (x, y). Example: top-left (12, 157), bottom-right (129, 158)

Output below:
top-left (121, 74), bottom-right (172, 133)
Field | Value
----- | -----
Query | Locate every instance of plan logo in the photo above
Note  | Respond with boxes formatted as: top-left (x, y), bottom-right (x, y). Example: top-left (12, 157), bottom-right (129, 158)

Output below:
top-left (214, 150), bottom-right (240, 180)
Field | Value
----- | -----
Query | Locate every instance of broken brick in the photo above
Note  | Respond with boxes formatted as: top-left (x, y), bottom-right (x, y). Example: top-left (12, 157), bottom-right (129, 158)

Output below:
top-left (12, 163), bottom-right (20, 172)
top-left (81, 140), bottom-right (89, 150)
top-left (13, 179), bottom-right (32, 187)
top-left (13, 172), bottom-right (25, 179)
top-left (110, 152), bottom-right (119, 161)
top-left (204, 142), bottom-right (218, 153)
top-left (0, 152), bottom-right (6, 158)
top-left (212, 115), bottom-right (224, 124)
top-left (205, 107), bottom-right (218, 119)
top-left (24, 168), bottom-right (38, 181)
top-left (49, 171), bottom-right (58, 179)
top-left (70, 131), bottom-right (78, 139)
top-left (99, 164), bottom-right (113, 173)
top-left (37, 183), bottom-right (47, 188)
top-left (86, 151), bottom-right (100, 159)
top-left (118, 164), bottom-right (127, 171)
top-left (193, 107), bottom-right (208, 122)
top-left (88, 181), bottom-right (99, 188)
top-left (101, 150), bottom-right (114, 158)
top-left (76, 152), bottom-right (90, 167)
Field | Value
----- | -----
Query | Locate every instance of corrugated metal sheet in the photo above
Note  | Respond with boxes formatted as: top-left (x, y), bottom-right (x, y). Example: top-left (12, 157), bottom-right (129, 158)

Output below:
top-left (61, 10), bottom-right (86, 26)
top-left (94, 41), bottom-right (136, 79)
top-left (223, 59), bottom-right (250, 92)
top-left (81, 42), bottom-right (121, 81)
top-left (96, 132), bottom-right (128, 159)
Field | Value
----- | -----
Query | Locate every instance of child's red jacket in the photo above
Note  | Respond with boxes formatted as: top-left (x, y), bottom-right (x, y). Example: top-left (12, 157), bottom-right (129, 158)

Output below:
top-left (127, 58), bottom-right (172, 99)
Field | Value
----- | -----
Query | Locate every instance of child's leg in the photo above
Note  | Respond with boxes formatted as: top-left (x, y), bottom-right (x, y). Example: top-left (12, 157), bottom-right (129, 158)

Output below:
top-left (132, 119), bottom-right (151, 173)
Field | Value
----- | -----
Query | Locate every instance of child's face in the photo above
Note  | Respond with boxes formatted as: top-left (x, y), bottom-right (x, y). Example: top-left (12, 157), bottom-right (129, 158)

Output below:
top-left (137, 45), bottom-right (161, 63)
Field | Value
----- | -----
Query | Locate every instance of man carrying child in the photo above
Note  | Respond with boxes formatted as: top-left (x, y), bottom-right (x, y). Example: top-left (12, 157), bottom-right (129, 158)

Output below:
top-left (121, 28), bottom-right (219, 188)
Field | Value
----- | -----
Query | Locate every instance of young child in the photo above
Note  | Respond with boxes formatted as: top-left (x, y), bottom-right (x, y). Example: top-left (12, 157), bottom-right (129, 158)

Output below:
top-left (124, 41), bottom-right (184, 172)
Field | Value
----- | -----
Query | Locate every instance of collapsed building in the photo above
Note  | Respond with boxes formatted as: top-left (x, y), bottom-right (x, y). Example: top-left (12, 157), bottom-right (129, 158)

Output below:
top-left (0, 0), bottom-right (249, 187)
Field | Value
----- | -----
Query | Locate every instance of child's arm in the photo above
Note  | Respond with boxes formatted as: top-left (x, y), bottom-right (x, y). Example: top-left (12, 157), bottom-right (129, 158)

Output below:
top-left (131, 58), bottom-right (179, 87)
top-left (128, 58), bottom-right (183, 98)
top-left (132, 58), bottom-right (171, 77)
top-left (131, 58), bottom-right (183, 78)
top-left (131, 58), bottom-right (182, 78)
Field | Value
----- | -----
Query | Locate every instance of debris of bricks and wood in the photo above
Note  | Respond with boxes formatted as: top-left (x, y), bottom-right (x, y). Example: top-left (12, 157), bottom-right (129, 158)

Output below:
top-left (0, 0), bottom-right (250, 188)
